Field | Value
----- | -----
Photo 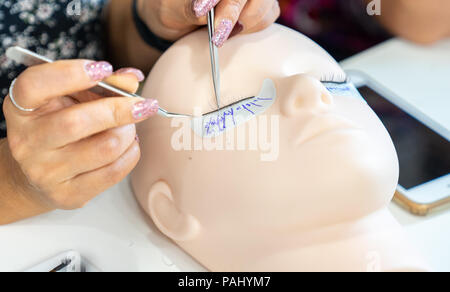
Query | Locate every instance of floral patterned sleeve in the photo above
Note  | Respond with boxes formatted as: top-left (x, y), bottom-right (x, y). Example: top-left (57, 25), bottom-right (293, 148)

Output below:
top-left (0, 0), bottom-right (107, 138)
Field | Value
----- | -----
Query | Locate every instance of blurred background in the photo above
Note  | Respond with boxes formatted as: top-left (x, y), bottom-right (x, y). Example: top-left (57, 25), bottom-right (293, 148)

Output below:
top-left (277, 0), bottom-right (391, 61)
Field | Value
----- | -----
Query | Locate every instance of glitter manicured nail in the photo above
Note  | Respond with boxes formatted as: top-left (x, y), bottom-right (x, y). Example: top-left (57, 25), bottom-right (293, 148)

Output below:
top-left (114, 68), bottom-right (145, 82)
top-left (193, 0), bottom-right (219, 17)
top-left (212, 19), bottom-right (233, 48)
top-left (85, 61), bottom-right (113, 81)
top-left (132, 99), bottom-right (159, 120)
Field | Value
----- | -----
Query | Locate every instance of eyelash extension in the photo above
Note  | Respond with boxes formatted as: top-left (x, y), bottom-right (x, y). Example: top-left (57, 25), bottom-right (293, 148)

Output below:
top-left (204, 95), bottom-right (257, 116)
top-left (205, 73), bottom-right (347, 112)
top-left (206, 95), bottom-right (252, 114)
top-left (320, 72), bottom-right (349, 84)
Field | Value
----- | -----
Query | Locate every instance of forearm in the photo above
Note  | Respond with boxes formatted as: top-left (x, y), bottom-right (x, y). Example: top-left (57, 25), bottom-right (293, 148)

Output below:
top-left (106, 0), bottom-right (162, 73)
top-left (0, 139), bottom-right (52, 225)
top-left (374, 0), bottom-right (450, 44)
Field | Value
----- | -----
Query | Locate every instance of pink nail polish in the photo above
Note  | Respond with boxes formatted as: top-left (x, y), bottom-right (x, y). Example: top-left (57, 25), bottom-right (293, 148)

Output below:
top-left (85, 61), bottom-right (113, 81)
top-left (135, 135), bottom-right (140, 143)
top-left (114, 68), bottom-right (145, 82)
top-left (212, 19), bottom-right (233, 48)
top-left (132, 99), bottom-right (159, 120)
top-left (193, 0), bottom-right (220, 17)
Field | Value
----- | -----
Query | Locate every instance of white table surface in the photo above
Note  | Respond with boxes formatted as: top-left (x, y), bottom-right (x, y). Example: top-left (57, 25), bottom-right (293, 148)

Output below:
top-left (0, 38), bottom-right (449, 272)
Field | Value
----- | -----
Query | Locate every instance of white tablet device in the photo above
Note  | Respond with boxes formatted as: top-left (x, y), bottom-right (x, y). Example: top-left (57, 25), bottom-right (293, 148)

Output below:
top-left (347, 70), bottom-right (450, 215)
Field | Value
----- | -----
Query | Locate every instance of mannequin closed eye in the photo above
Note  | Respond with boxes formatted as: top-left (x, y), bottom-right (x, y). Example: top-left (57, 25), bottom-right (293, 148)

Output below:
top-left (192, 79), bottom-right (277, 137)
top-left (202, 71), bottom-right (346, 113)
top-left (195, 73), bottom-right (346, 138)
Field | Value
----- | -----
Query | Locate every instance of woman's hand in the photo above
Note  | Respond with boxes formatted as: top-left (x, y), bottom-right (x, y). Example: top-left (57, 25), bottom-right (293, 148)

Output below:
top-left (138, 0), bottom-right (280, 47)
top-left (1, 60), bottom-right (158, 220)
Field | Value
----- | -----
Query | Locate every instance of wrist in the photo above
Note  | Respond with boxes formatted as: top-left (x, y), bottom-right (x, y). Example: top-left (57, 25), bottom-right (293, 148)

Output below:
top-left (0, 139), bottom-right (53, 222)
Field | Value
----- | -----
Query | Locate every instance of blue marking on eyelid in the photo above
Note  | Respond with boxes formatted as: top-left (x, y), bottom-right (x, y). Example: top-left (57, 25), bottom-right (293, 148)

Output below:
top-left (242, 104), bottom-right (255, 114)
top-left (201, 89), bottom-right (275, 137)
top-left (323, 82), bottom-right (365, 102)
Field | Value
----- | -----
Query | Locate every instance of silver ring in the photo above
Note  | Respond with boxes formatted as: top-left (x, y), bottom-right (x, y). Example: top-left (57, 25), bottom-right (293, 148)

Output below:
top-left (9, 78), bottom-right (37, 112)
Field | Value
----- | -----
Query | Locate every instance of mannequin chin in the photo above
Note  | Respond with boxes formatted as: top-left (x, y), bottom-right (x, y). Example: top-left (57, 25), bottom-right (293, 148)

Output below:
top-left (131, 24), bottom-right (429, 272)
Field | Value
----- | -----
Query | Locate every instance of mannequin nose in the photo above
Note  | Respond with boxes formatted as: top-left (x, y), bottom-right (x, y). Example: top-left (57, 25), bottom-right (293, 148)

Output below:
top-left (280, 74), bottom-right (334, 117)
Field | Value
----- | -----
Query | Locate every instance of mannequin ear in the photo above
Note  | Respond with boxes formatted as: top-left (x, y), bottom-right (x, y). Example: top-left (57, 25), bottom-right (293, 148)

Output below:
top-left (279, 74), bottom-right (333, 117)
top-left (148, 180), bottom-right (201, 242)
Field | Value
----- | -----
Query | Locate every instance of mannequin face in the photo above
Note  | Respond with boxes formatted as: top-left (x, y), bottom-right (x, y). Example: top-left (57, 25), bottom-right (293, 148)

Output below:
top-left (132, 25), bottom-right (399, 271)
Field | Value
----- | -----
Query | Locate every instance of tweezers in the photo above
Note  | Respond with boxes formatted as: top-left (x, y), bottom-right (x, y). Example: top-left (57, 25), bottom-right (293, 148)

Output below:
top-left (207, 9), bottom-right (221, 109)
top-left (5, 46), bottom-right (191, 118)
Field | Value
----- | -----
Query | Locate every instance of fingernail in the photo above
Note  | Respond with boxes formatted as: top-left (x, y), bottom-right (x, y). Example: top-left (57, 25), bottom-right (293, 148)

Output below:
top-left (193, 0), bottom-right (219, 17)
top-left (135, 135), bottom-right (140, 143)
top-left (114, 68), bottom-right (145, 82)
top-left (230, 21), bottom-right (244, 38)
top-left (132, 99), bottom-right (159, 120)
top-left (212, 19), bottom-right (233, 48)
top-left (85, 61), bottom-right (113, 81)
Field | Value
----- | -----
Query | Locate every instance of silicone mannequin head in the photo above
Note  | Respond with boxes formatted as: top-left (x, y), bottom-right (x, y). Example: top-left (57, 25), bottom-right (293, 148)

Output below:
top-left (131, 24), bottom-right (428, 271)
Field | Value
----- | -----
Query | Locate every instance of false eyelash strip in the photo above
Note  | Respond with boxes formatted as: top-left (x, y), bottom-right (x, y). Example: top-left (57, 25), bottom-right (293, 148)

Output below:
top-left (320, 72), bottom-right (349, 84)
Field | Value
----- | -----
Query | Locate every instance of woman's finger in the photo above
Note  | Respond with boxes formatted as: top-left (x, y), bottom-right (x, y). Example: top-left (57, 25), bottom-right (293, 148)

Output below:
top-left (56, 124), bottom-right (137, 180)
top-left (212, 0), bottom-right (248, 47)
top-left (238, 0), bottom-right (278, 33)
top-left (11, 60), bottom-right (113, 112)
top-left (34, 96), bottom-right (158, 148)
top-left (70, 68), bottom-right (144, 103)
top-left (242, 0), bottom-right (280, 34)
top-left (103, 69), bottom-right (143, 95)
top-left (59, 140), bottom-right (141, 209)
top-left (107, 68), bottom-right (144, 91)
